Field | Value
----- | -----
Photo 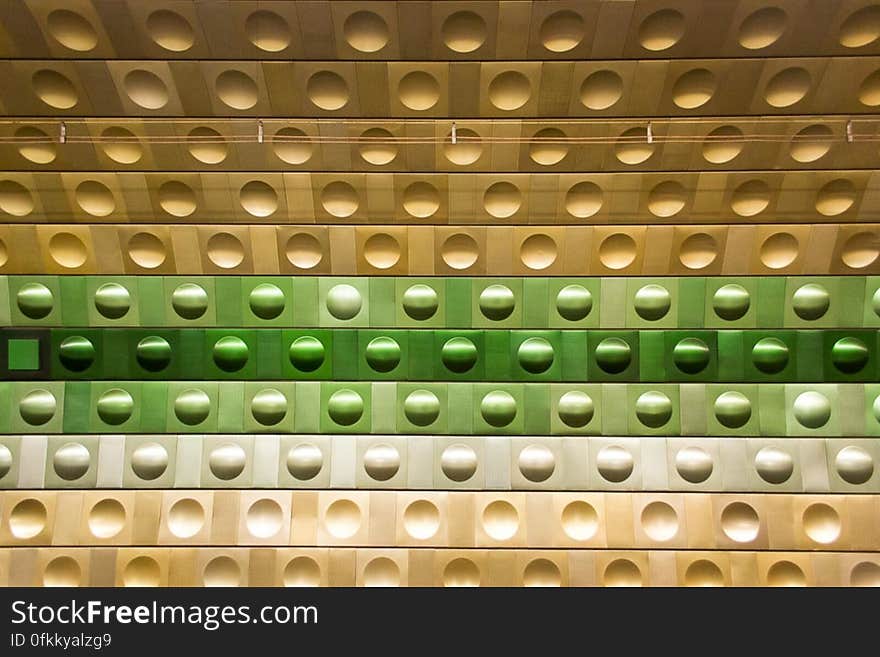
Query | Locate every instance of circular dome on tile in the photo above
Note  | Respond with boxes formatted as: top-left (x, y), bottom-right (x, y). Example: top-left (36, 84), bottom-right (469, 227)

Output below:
top-left (752, 337), bottom-right (789, 374)
top-left (793, 391), bottom-right (831, 429)
top-left (326, 284), bottom-right (362, 320)
top-left (638, 9), bottom-right (685, 51)
top-left (32, 69), bottom-right (77, 109)
top-left (251, 388), bottom-right (287, 426)
top-left (738, 7), bottom-right (787, 49)
top-left (403, 181), bottom-right (440, 218)
top-left (344, 11), bottom-right (389, 53)
top-left (635, 390), bottom-right (673, 428)
top-left (792, 283), bottom-right (830, 320)
top-left (672, 68), bottom-right (716, 109)
top-left (239, 180), bottom-right (278, 217)
top-left (523, 559), bottom-right (561, 587)
top-left (53, 442), bottom-right (89, 480)
top-left (59, 336), bottom-right (94, 372)
top-left (679, 233), bottom-right (718, 270)
top-left (207, 232), bottom-right (245, 269)
top-left (363, 233), bottom-right (401, 270)
top-left (441, 232), bottom-right (479, 270)
top-left (127, 232), bottom-right (165, 269)
top-left (441, 337), bottom-right (477, 373)
top-left (287, 443), bottom-right (323, 481)
top-left (598, 233), bottom-right (637, 270)
top-left (840, 5), bottom-right (880, 47)
top-left (479, 284), bottom-right (515, 321)
top-left (49, 232), bottom-right (87, 268)
top-left (136, 336), bottom-right (172, 373)
top-left (358, 127), bottom-right (396, 165)
top-left (289, 336), bottom-right (325, 372)
top-left (480, 390), bottom-right (517, 427)
top-left (673, 337), bottom-right (710, 374)
top-left (634, 284), bottom-right (671, 321)
top-left (75, 180), bottom-right (115, 217)
top-left (648, 180), bottom-right (686, 217)
top-left (488, 71), bottom-right (531, 111)
top-left (100, 126), bottom-right (142, 164)
top-left (595, 337), bottom-right (632, 374)
top-left (245, 10), bottom-right (290, 52)
top-left (442, 10), bottom-right (487, 53)
top-left (215, 70), bottom-right (258, 110)
top-left (443, 128), bottom-right (482, 165)
top-left (482, 500), bottom-right (519, 540)
top-left (0, 180), bottom-right (33, 216)
top-left (403, 390), bottom-right (441, 427)
top-left (131, 442), bottom-right (168, 480)
top-left (702, 125), bottom-right (744, 164)
top-left (579, 69), bottom-right (623, 110)
top-left (94, 283), bottom-right (130, 319)
top-left (307, 71), bottom-right (349, 111)
top-left (557, 390), bottom-right (594, 428)
top-left (365, 336), bottom-right (401, 373)
top-left (249, 283), bottom-right (285, 320)
top-left (675, 446), bottom-right (713, 483)
top-left (146, 9), bottom-right (194, 52)
top-left (441, 444), bottom-right (478, 482)
top-left (158, 181), bottom-right (196, 217)
top-left (402, 284), bottom-right (438, 320)
top-left (483, 181), bottom-right (521, 218)
top-left (363, 444), bottom-right (399, 481)
top-left (443, 558), bottom-right (480, 587)
top-left (47, 9), bottom-right (98, 52)
top-left (21, 389), bottom-right (57, 426)
top-left (15, 126), bottom-right (56, 164)
top-left (398, 71), bottom-right (440, 111)
top-left (789, 124), bottom-right (833, 163)
top-left (841, 232), bottom-right (880, 269)
top-left (835, 446), bottom-right (874, 484)
top-left (283, 557), bottom-right (321, 587)
top-left (816, 178), bottom-right (856, 216)
top-left (529, 128), bottom-right (568, 165)
top-left (272, 127), bottom-right (312, 165)
top-left (187, 127), bottom-right (227, 164)
top-left (615, 127), bottom-right (653, 165)
top-left (760, 232), bottom-right (799, 269)
top-left (321, 181), bottom-right (359, 217)
top-left (755, 446), bottom-right (794, 484)
top-left (556, 285), bottom-right (592, 322)
top-left (172, 283), bottom-right (208, 319)
top-left (540, 10), bottom-right (584, 52)
top-left (203, 557), bottom-right (240, 587)
top-left (731, 179), bottom-right (770, 217)
top-left (764, 67), bottom-right (810, 108)
top-left (520, 234), bottom-right (557, 270)
top-left (517, 337), bottom-right (555, 374)
top-left (174, 389), bottom-right (211, 425)
top-left (17, 282), bottom-right (53, 319)
top-left (685, 560), bottom-right (724, 587)
top-left (597, 445), bottom-right (634, 483)
top-left (714, 391), bottom-right (752, 428)
top-left (123, 69), bottom-right (169, 110)
top-left (285, 232), bottom-right (323, 269)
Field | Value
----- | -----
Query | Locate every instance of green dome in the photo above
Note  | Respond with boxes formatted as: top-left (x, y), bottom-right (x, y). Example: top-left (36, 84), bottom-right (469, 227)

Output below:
top-left (441, 337), bottom-right (478, 374)
top-left (174, 388), bottom-right (211, 425)
top-left (171, 283), bottom-right (208, 320)
top-left (831, 337), bottom-right (869, 374)
top-left (555, 285), bottom-right (592, 321)
top-left (792, 283), bottom-right (830, 320)
top-left (96, 388), bottom-right (134, 425)
top-left (557, 391), bottom-right (594, 428)
top-left (793, 391), bottom-right (831, 429)
top-left (595, 337), bottom-right (632, 374)
top-left (712, 284), bottom-right (750, 321)
top-left (403, 389), bottom-right (441, 426)
top-left (517, 337), bottom-right (555, 374)
top-left (402, 284), bottom-right (439, 320)
top-left (327, 389), bottom-right (364, 426)
top-left (136, 336), bottom-right (172, 372)
top-left (478, 285), bottom-right (515, 321)
top-left (17, 283), bottom-right (53, 319)
top-left (672, 337), bottom-right (710, 374)
top-left (480, 390), bottom-right (517, 427)
top-left (289, 336), bottom-right (325, 372)
top-left (212, 336), bottom-right (249, 372)
top-left (251, 388), bottom-right (288, 426)
top-left (248, 283), bottom-right (285, 320)
top-left (752, 337), bottom-right (789, 374)
top-left (19, 389), bottom-right (56, 425)
top-left (364, 336), bottom-right (401, 373)
top-left (94, 282), bottom-right (131, 319)
top-left (634, 284), bottom-right (671, 321)
top-left (713, 391), bottom-right (752, 428)
top-left (635, 390), bottom-right (673, 428)
top-left (59, 336), bottom-right (95, 372)
top-left (326, 284), bottom-right (362, 320)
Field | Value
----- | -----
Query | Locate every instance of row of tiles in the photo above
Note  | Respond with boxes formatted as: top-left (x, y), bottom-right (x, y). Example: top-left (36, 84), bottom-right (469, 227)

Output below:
top-left (1, 435), bottom-right (876, 493)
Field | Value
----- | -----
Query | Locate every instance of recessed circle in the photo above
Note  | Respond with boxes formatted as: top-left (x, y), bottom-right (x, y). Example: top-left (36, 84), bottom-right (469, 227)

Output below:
top-left (441, 337), bottom-right (477, 374)
top-left (52, 442), bottom-right (89, 480)
top-left (285, 232), bottom-right (323, 269)
top-left (479, 284), bottom-right (516, 321)
top-left (840, 5), bottom-right (880, 47)
top-left (540, 10), bottom-right (584, 52)
top-left (123, 556), bottom-right (161, 587)
top-left (851, 562), bottom-right (880, 587)
top-left (790, 124), bottom-right (833, 163)
top-left (482, 500), bottom-right (519, 540)
top-left (363, 558), bottom-right (400, 587)
top-left (685, 560), bottom-right (725, 587)
top-left (555, 284), bottom-right (592, 321)
top-left (565, 181), bottom-right (603, 218)
top-left (518, 444), bottom-right (555, 482)
top-left (203, 556), bottom-right (241, 587)
top-left (130, 442), bottom-right (168, 481)
top-left (321, 181), bottom-right (359, 218)
top-left (32, 69), bottom-right (77, 109)
top-left (639, 9), bottom-right (685, 51)
top-left (215, 70), bottom-right (258, 110)
top-left (343, 11), bottom-right (389, 53)
top-left (635, 391), bottom-right (673, 428)
top-left (760, 232), bottom-right (798, 269)
top-left (0, 180), bottom-right (34, 216)
top-left (835, 446), bottom-right (874, 485)
top-left (738, 7), bottom-right (787, 49)
top-left (721, 501), bottom-right (760, 542)
top-left (561, 501), bottom-right (598, 541)
top-left (860, 70), bottom-right (880, 106)
top-left (136, 336), bottom-right (171, 372)
top-left (325, 499), bottom-right (361, 538)
top-left (679, 233), bottom-right (718, 270)
top-left (358, 127), bottom-right (396, 165)
top-left (99, 126), bottom-right (142, 165)
top-left (365, 336), bottom-right (401, 373)
top-left (403, 500), bottom-right (440, 540)
top-left (802, 503), bottom-right (841, 544)
top-left (246, 499), bottom-right (283, 539)
top-left (764, 67), bottom-right (810, 108)
top-left (483, 181), bottom-right (521, 218)
top-left (289, 336), bottom-right (325, 372)
top-left (816, 179), bottom-right (856, 216)
top-left (398, 71), bottom-right (440, 111)
top-left (10, 499), bottom-right (47, 539)
top-left (755, 446), bottom-right (794, 484)
top-left (363, 233), bottom-right (401, 270)
top-left (841, 232), bottom-right (880, 269)
top-left (75, 180), bottom-right (114, 217)
top-left (529, 128), bottom-right (568, 166)
top-left (208, 443), bottom-right (246, 481)
top-left (212, 336), bottom-right (248, 372)
top-left (123, 69), bottom-right (168, 110)
top-left (239, 180), bottom-right (277, 218)
top-left (440, 444), bottom-right (477, 482)
top-left (94, 282), bottom-right (130, 319)
top-left (596, 445), bottom-right (634, 483)
top-left (245, 10), bottom-right (290, 52)
top-left (271, 127), bottom-right (312, 165)
top-left (15, 126), bottom-right (56, 164)
top-left (702, 125), bottom-right (744, 164)
top-left (640, 501), bottom-right (679, 542)
top-left (675, 446), bottom-right (714, 483)
top-left (173, 388), bottom-right (211, 426)
top-left (443, 128), bottom-right (483, 165)
top-left (146, 9), bottom-right (194, 52)
top-left (127, 232), bottom-right (165, 269)
top-left (43, 557), bottom-right (80, 587)
top-left (634, 284), bottom-right (671, 321)
top-left (520, 234), bottom-right (557, 270)
top-left (442, 11), bottom-right (487, 53)
top-left (672, 68), bottom-right (716, 109)
top-left (767, 561), bottom-right (806, 587)
top-left (443, 558), bottom-right (480, 587)
top-left (283, 557), bottom-right (321, 587)
top-left (327, 389), bottom-right (364, 426)
top-left (793, 391), bottom-right (831, 429)
top-left (88, 498), bottom-right (125, 539)
top-left (167, 498), bottom-right (204, 538)
top-left (648, 181), bottom-right (686, 217)
top-left (579, 70), bottom-right (623, 111)
top-left (488, 71), bottom-right (531, 111)
top-left (595, 337), bottom-right (632, 374)
top-left (402, 181), bottom-right (440, 218)
top-left (714, 391), bottom-right (752, 429)
top-left (96, 388), bottom-right (134, 426)
top-left (517, 337), bottom-right (554, 374)
top-left (603, 559), bottom-right (643, 587)
top-left (20, 389), bottom-right (57, 426)
top-left (557, 390), bottom-right (594, 428)
top-left (49, 232), bottom-right (87, 269)
top-left (713, 284), bottom-right (750, 321)
top-left (598, 233), bottom-right (637, 269)
top-left (441, 233), bottom-right (479, 269)
top-left (157, 181), bottom-right (196, 217)
top-left (673, 337), bottom-right (710, 374)
top-left (523, 559), bottom-right (562, 587)
top-left (286, 444), bottom-right (323, 481)
top-left (615, 127), bottom-right (653, 165)
top-left (752, 337), bottom-right (789, 374)
top-left (251, 388), bottom-right (287, 426)
top-left (480, 390), bottom-right (517, 427)
top-left (731, 179), bottom-right (770, 217)
top-left (47, 9), bottom-right (97, 51)
top-left (792, 283), bottom-right (830, 320)
top-left (403, 389), bottom-right (441, 427)
top-left (17, 282), bottom-right (53, 319)
top-left (307, 71), bottom-right (349, 111)
top-left (326, 284), bottom-right (362, 320)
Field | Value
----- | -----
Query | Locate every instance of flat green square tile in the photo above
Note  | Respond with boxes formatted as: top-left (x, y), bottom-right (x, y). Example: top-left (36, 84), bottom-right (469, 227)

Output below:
top-left (559, 331), bottom-right (588, 381)
top-left (0, 277), bottom-right (10, 326)
top-left (59, 277), bottom-right (88, 326)
top-left (838, 277), bottom-right (866, 327)
top-left (318, 278), bottom-right (369, 327)
top-left (445, 278), bottom-right (471, 328)
top-left (756, 277), bottom-right (786, 328)
top-left (395, 278), bottom-right (445, 327)
top-left (292, 278), bottom-right (319, 326)
top-left (282, 330), bottom-right (333, 380)
top-left (136, 277), bottom-right (166, 325)
top-left (472, 383), bottom-right (524, 435)
top-left (255, 329), bottom-right (283, 378)
top-left (217, 381), bottom-right (246, 432)
top-left (599, 278), bottom-right (627, 328)
top-left (638, 331), bottom-right (666, 381)
top-left (485, 330), bottom-right (511, 380)
top-left (358, 330), bottom-right (408, 380)
top-left (396, 383), bottom-right (447, 433)
top-left (86, 276), bottom-right (140, 326)
top-left (319, 382), bottom-right (371, 433)
top-left (293, 382), bottom-right (320, 432)
top-left (523, 383), bottom-right (550, 434)
top-left (549, 384), bottom-right (601, 435)
top-left (626, 384), bottom-right (680, 436)
top-left (8, 338), bottom-right (39, 370)
top-left (101, 329), bottom-right (132, 379)
top-left (370, 278), bottom-right (396, 327)
top-left (140, 381), bottom-right (169, 432)
top-left (716, 331), bottom-right (745, 381)
top-left (548, 279), bottom-right (600, 328)
top-left (522, 278), bottom-right (549, 328)
top-left (705, 278), bottom-right (759, 328)
top-left (471, 279), bottom-right (522, 328)
top-left (678, 278), bottom-right (706, 327)
top-left (214, 276), bottom-right (243, 326)
top-left (625, 278), bottom-right (678, 328)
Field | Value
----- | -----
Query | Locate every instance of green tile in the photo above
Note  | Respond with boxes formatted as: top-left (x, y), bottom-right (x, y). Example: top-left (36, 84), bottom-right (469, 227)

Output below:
top-left (7, 338), bottom-right (39, 371)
